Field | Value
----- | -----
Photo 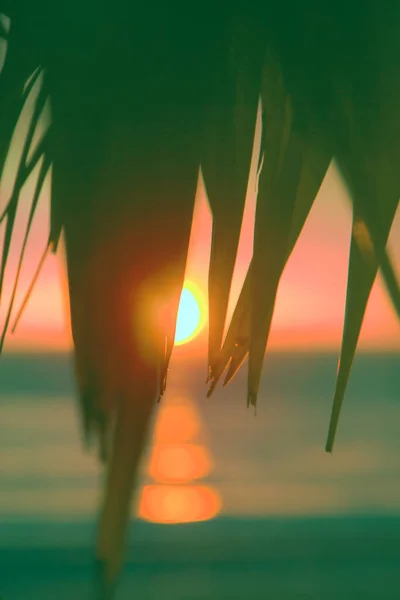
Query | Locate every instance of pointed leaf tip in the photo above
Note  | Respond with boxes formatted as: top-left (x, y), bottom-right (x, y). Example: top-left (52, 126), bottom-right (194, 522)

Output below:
top-left (247, 392), bottom-right (258, 409)
top-left (223, 344), bottom-right (248, 386)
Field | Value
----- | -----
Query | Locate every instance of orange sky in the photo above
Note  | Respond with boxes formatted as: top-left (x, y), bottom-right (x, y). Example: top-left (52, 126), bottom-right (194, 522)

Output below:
top-left (0, 103), bottom-right (399, 354)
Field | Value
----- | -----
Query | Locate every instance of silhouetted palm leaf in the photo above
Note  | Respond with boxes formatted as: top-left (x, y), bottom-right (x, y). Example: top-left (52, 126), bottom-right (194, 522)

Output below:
top-left (202, 10), bottom-right (265, 379)
top-left (327, 151), bottom-right (400, 451)
top-left (0, 20), bottom-right (7, 39)
top-left (208, 140), bottom-right (331, 396)
top-left (1, 5), bottom-right (400, 599)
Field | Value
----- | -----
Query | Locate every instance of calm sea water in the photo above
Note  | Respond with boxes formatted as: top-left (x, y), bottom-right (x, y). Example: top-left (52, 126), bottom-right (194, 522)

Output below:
top-left (1, 351), bottom-right (399, 599)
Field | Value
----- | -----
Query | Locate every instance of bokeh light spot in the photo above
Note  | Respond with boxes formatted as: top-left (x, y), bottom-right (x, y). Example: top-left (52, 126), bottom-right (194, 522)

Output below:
top-left (139, 485), bottom-right (222, 524)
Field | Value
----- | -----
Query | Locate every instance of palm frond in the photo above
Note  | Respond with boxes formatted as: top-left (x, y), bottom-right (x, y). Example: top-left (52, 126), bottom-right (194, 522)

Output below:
top-left (0, 78), bottom-right (47, 300)
top-left (379, 247), bottom-right (400, 319)
top-left (202, 11), bottom-right (264, 379)
top-left (0, 1), bottom-right (11, 18)
top-left (46, 12), bottom-right (206, 588)
top-left (1, 5), bottom-right (400, 599)
top-left (0, 11), bottom-right (41, 167)
top-left (208, 139), bottom-right (331, 396)
top-left (326, 151), bottom-right (400, 451)
top-left (0, 21), bottom-right (7, 39)
top-left (1, 154), bottom-right (51, 349)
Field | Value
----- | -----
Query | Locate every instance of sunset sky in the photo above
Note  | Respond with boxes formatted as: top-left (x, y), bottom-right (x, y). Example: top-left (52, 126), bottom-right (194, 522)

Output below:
top-left (0, 102), bottom-right (399, 354)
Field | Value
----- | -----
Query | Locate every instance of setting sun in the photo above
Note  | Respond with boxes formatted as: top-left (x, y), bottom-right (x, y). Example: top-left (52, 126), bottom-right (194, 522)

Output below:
top-left (174, 281), bottom-right (206, 345)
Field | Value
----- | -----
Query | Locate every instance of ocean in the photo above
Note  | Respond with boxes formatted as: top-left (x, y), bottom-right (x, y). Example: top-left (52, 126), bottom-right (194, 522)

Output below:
top-left (1, 351), bottom-right (399, 599)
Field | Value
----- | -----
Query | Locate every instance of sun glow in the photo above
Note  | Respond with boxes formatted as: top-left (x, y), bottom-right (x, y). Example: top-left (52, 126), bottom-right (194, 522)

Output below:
top-left (174, 281), bottom-right (206, 345)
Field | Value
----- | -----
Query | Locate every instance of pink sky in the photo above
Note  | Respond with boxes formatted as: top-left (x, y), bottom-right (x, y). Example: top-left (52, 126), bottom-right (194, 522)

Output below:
top-left (0, 103), bottom-right (399, 353)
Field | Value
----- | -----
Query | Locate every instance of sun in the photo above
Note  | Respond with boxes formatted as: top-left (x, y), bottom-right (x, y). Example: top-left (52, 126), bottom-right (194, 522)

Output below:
top-left (174, 281), bottom-right (206, 345)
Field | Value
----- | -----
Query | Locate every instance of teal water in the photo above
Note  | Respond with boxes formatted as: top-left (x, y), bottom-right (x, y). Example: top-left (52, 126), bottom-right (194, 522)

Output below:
top-left (0, 352), bottom-right (399, 598)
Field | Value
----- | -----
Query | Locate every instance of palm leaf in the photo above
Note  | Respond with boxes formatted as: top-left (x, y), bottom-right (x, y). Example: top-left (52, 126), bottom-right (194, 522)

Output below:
top-left (202, 11), bottom-right (265, 378)
top-left (46, 12), bottom-right (207, 592)
top-left (0, 21), bottom-right (7, 39)
top-left (326, 152), bottom-right (400, 451)
top-left (0, 82), bottom-right (48, 305)
top-left (0, 1), bottom-right (11, 18)
top-left (208, 140), bottom-right (331, 395)
top-left (379, 247), bottom-right (400, 319)
top-left (0, 10), bottom-right (41, 172)
top-left (247, 51), bottom-right (304, 408)
top-left (1, 153), bottom-right (51, 350)
top-left (1, 6), bottom-right (400, 600)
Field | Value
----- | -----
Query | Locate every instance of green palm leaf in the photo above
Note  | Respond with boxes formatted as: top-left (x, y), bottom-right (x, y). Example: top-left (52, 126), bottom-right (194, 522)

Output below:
top-left (1, 5), bottom-right (400, 599)
top-left (202, 11), bottom-right (264, 379)
top-left (326, 152), bottom-right (400, 451)
top-left (208, 139), bottom-right (331, 395)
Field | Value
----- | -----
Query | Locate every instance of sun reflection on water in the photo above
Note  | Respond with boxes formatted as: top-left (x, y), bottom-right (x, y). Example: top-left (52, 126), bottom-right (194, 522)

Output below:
top-left (139, 484), bottom-right (221, 524)
top-left (149, 444), bottom-right (212, 483)
top-left (153, 403), bottom-right (200, 443)
top-left (139, 392), bottom-right (222, 524)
